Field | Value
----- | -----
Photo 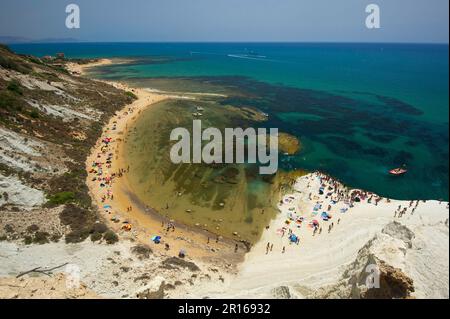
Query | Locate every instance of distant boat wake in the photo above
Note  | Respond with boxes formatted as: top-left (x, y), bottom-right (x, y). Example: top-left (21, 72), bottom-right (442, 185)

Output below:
top-left (190, 51), bottom-right (278, 62)
top-left (227, 54), bottom-right (268, 61)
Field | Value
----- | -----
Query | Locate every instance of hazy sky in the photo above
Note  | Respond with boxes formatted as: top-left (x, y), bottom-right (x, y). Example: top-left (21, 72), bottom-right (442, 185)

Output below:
top-left (0, 0), bottom-right (448, 43)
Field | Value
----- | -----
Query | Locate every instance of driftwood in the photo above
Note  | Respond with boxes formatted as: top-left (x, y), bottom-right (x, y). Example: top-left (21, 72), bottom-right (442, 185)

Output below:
top-left (16, 263), bottom-right (69, 278)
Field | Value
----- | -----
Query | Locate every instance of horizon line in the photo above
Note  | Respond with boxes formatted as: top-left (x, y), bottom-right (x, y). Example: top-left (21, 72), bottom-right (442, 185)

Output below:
top-left (5, 40), bottom-right (450, 46)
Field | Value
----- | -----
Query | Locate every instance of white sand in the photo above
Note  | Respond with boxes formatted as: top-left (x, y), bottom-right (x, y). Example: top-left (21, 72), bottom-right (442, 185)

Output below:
top-left (184, 173), bottom-right (449, 299)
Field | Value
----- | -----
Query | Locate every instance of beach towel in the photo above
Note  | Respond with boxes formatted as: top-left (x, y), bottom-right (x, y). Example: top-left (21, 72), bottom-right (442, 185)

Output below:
top-left (321, 212), bottom-right (331, 221)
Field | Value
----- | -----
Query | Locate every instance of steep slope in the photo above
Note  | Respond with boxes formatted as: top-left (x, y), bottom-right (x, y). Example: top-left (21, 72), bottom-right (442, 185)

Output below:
top-left (0, 44), bottom-right (135, 244)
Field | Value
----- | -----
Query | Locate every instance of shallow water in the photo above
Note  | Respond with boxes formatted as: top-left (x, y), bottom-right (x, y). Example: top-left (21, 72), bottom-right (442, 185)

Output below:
top-left (124, 99), bottom-right (282, 243)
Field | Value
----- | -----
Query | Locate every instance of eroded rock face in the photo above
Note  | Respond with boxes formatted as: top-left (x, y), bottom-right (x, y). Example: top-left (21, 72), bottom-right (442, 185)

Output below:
top-left (271, 286), bottom-right (292, 299)
top-left (0, 173), bottom-right (45, 209)
top-left (310, 232), bottom-right (415, 299)
top-left (382, 221), bottom-right (415, 248)
top-left (362, 260), bottom-right (414, 299)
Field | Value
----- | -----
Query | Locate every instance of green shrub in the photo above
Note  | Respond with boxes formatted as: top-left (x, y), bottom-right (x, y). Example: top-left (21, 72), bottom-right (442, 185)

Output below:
top-left (50, 234), bottom-right (61, 242)
top-left (92, 222), bottom-right (108, 234)
top-left (0, 54), bottom-right (31, 74)
top-left (103, 231), bottom-right (119, 244)
top-left (23, 236), bottom-right (33, 245)
top-left (90, 232), bottom-right (103, 242)
top-left (59, 204), bottom-right (95, 244)
top-left (47, 191), bottom-right (75, 206)
top-left (29, 110), bottom-right (40, 119)
top-left (26, 56), bottom-right (44, 65)
top-left (7, 80), bottom-right (23, 95)
top-left (33, 231), bottom-right (50, 244)
top-left (0, 90), bottom-right (23, 112)
top-left (131, 244), bottom-right (152, 259)
top-left (125, 91), bottom-right (137, 99)
top-left (4, 224), bottom-right (14, 233)
top-left (6, 80), bottom-right (23, 95)
top-left (26, 224), bottom-right (39, 233)
top-left (0, 44), bottom-right (13, 53)
top-left (47, 169), bottom-right (92, 209)
top-left (65, 230), bottom-right (90, 243)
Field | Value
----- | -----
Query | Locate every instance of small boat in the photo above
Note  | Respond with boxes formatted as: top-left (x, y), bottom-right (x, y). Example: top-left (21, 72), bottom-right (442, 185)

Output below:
top-left (389, 167), bottom-right (408, 176)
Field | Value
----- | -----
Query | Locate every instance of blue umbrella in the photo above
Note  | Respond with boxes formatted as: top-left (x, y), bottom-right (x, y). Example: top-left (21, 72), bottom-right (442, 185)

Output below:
top-left (289, 234), bottom-right (298, 242)
top-left (151, 235), bottom-right (161, 244)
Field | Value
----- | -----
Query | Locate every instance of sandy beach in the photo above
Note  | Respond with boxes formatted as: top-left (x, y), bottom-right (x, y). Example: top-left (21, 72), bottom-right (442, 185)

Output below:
top-left (66, 58), bottom-right (113, 75)
top-left (81, 63), bottom-right (243, 274)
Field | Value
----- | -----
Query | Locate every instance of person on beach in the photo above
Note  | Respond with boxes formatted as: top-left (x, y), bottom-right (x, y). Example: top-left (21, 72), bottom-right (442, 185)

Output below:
top-left (282, 246), bottom-right (285, 254)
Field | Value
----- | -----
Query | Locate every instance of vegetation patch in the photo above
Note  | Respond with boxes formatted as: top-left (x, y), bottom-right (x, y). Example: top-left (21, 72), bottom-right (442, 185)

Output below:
top-left (21, 231), bottom-right (50, 245)
top-left (90, 232), bottom-right (103, 242)
top-left (59, 204), bottom-right (96, 243)
top-left (131, 244), bottom-right (153, 259)
top-left (6, 80), bottom-right (23, 95)
top-left (0, 53), bottom-right (31, 74)
top-left (162, 257), bottom-right (200, 272)
top-left (47, 191), bottom-right (75, 206)
top-left (125, 91), bottom-right (138, 99)
top-left (0, 45), bottom-right (133, 244)
top-left (103, 230), bottom-right (119, 244)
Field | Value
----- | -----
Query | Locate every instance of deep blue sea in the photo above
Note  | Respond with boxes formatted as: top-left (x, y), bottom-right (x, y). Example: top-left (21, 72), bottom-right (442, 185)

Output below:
top-left (10, 42), bottom-right (449, 200)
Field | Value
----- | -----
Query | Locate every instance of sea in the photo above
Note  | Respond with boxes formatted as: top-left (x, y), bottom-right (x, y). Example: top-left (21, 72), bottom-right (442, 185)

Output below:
top-left (11, 42), bottom-right (449, 203)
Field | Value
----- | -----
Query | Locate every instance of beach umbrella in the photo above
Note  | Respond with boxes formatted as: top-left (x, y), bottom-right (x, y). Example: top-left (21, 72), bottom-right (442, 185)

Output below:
top-left (151, 235), bottom-right (161, 244)
top-left (103, 205), bottom-right (112, 209)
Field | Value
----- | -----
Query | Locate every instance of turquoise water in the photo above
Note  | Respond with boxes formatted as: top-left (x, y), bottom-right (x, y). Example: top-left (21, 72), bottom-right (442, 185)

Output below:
top-left (11, 43), bottom-right (449, 200)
